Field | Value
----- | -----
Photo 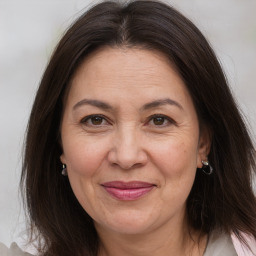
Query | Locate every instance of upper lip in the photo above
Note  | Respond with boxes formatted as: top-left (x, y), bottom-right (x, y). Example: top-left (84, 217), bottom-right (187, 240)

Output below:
top-left (101, 181), bottom-right (156, 189)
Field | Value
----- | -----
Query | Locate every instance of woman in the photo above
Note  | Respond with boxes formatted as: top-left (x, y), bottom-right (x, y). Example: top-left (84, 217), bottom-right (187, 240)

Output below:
top-left (1, 0), bottom-right (255, 255)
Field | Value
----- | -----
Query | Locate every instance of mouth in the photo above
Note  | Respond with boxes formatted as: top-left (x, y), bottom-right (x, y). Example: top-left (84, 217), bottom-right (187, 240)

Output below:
top-left (101, 181), bottom-right (156, 201)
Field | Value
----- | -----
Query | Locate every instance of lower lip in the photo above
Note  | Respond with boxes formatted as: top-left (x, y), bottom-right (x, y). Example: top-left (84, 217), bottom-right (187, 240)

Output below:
top-left (103, 186), bottom-right (154, 201)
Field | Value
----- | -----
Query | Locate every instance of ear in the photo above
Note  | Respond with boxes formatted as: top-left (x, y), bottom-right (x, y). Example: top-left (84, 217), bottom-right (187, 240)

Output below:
top-left (197, 125), bottom-right (212, 168)
top-left (60, 154), bottom-right (66, 165)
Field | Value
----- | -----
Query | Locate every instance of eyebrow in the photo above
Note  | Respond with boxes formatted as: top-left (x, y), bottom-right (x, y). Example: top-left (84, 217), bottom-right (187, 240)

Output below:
top-left (141, 98), bottom-right (183, 111)
top-left (73, 98), bottom-right (183, 111)
top-left (73, 99), bottom-right (113, 111)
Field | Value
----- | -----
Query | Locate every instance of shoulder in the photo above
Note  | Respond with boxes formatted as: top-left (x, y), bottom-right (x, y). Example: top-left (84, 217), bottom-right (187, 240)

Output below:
top-left (231, 233), bottom-right (256, 256)
top-left (204, 229), bottom-right (237, 256)
top-left (204, 229), bottom-right (256, 256)
top-left (0, 242), bottom-right (34, 256)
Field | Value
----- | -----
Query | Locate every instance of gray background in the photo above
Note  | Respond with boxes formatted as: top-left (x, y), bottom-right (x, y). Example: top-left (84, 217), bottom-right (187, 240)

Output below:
top-left (0, 0), bottom-right (255, 252)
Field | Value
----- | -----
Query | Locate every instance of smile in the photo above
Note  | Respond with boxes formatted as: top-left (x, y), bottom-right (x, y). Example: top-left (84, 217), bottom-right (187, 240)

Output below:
top-left (101, 181), bottom-right (156, 201)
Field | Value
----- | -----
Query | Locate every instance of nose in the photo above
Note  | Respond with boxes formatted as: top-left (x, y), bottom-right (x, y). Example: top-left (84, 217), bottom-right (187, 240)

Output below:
top-left (107, 126), bottom-right (148, 170)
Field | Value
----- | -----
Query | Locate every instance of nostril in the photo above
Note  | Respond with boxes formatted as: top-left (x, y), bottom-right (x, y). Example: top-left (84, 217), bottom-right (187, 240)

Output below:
top-left (110, 161), bottom-right (142, 170)
top-left (107, 140), bottom-right (148, 169)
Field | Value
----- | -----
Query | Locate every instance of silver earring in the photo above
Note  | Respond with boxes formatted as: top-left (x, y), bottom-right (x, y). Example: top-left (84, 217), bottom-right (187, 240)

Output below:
top-left (201, 160), bottom-right (213, 175)
top-left (61, 164), bottom-right (68, 176)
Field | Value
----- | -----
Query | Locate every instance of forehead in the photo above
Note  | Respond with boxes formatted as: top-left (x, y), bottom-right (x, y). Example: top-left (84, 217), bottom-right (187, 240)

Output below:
top-left (66, 46), bottom-right (192, 110)
top-left (72, 46), bottom-right (177, 85)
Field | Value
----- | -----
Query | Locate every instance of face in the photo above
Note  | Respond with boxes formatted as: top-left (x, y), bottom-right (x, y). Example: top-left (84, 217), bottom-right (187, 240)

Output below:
top-left (60, 47), bottom-right (210, 236)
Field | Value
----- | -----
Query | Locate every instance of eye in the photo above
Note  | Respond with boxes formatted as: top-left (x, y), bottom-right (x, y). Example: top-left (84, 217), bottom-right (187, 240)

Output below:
top-left (90, 116), bottom-right (104, 125)
top-left (152, 116), bottom-right (166, 125)
top-left (81, 115), bottom-right (109, 127)
top-left (147, 114), bottom-right (175, 127)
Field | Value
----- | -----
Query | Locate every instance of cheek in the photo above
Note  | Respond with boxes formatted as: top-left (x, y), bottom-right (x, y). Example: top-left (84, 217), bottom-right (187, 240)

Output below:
top-left (63, 135), bottom-right (110, 177)
top-left (150, 137), bottom-right (199, 178)
top-left (62, 136), bottom-right (111, 215)
top-left (150, 139), bottom-right (198, 210)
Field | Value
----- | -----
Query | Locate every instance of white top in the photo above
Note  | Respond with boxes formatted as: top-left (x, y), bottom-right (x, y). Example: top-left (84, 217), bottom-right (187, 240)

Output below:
top-left (0, 231), bottom-right (243, 256)
top-left (0, 242), bottom-right (33, 256)
top-left (204, 230), bottom-right (237, 256)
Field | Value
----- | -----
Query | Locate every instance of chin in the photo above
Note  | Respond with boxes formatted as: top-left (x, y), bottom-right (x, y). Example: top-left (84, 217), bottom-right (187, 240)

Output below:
top-left (106, 222), bottom-right (153, 235)
top-left (95, 209), bottom-right (159, 235)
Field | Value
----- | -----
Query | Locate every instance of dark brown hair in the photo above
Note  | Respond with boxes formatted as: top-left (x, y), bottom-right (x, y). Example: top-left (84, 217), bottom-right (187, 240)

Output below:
top-left (21, 1), bottom-right (256, 255)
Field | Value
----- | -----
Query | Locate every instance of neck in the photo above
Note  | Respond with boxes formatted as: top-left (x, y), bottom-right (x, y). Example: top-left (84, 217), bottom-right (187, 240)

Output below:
top-left (96, 215), bottom-right (207, 256)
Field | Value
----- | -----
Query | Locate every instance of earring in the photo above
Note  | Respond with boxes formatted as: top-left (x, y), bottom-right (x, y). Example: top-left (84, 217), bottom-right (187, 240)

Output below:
top-left (61, 164), bottom-right (68, 176)
top-left (201, 160), bottom-right (213, 175)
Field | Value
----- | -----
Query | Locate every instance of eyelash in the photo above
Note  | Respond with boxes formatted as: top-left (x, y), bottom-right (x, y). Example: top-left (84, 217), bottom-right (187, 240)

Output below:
top-left (80, 114), bottom-right (176, 128)
top-left (80, 114), bottom-right (110, 127)
top-left (147, 114), bottom-right (176, 127)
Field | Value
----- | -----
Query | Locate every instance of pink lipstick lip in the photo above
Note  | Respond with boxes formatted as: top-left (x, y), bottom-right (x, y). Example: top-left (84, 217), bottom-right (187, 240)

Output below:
top-left (101, 181), bottom-right (156, 201)
top-left (102, 181), bottom-right (155, 189)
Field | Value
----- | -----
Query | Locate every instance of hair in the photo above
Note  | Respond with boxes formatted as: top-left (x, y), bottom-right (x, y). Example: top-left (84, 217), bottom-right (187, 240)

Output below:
top-left (21, 1), bottom-right (256, 255)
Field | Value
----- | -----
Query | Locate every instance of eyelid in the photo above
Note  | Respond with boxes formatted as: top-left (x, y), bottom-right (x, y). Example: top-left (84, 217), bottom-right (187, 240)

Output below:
top-left (79, 114), bottom-right (176, 127)
top-left (146, 114), bottom-right (177, 126)
top-left (80, 114), bottom-right (111, 125)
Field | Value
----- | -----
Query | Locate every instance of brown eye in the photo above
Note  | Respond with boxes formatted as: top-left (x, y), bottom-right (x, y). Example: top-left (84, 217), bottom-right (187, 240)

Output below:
top-left (91, 116), bottom-right (103, 125)
top-left (147, 114), bottom-right (175, 128)
top-left (153, 116), bottom-right (165, 125)
top-left (81, 115), bottom-right (109, 127)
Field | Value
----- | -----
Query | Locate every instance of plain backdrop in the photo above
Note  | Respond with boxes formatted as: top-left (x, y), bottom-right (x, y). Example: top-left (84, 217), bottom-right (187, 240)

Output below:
top-left (0, 0), bottom-right (256, 252)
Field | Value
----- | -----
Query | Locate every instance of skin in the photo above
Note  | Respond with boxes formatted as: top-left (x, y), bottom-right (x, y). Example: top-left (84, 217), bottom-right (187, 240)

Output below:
top-left (60, 47), bottom-right (211, 256)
